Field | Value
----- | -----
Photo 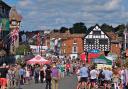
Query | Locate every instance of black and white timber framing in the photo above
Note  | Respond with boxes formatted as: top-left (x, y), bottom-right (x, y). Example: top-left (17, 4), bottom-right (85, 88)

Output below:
top-left (84, 25), bottom-right (111, 52)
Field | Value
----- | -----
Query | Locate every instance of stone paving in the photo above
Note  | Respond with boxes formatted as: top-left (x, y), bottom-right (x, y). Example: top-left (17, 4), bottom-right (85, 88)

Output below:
top-left (22, 75), bottom-right (77, 89)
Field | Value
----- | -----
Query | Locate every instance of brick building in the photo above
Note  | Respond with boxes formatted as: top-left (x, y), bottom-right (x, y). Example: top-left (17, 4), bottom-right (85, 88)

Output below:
top-left (49, 30), bottom-right (84, 59)
top-left (84, 25), bottom-right (121, 57)
top-left (106, 32), bottom-right (121, 56)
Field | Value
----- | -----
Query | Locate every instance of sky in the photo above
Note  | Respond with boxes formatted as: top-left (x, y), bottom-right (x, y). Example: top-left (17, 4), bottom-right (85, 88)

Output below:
top-left (3, 0), bottom-right (128, 31)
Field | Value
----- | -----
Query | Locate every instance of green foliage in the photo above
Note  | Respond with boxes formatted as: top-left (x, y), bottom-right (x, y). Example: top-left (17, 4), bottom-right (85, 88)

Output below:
top-left (16, 44), bottom-right (31, 55)
top-left (101, 23), bottom-right (113, 32)
top-left (60, 27), bottom-right (68, 33)
top-left (114, 24), bottom-right (125, 37)
top-left (69, 22), bottom-right (87, 34)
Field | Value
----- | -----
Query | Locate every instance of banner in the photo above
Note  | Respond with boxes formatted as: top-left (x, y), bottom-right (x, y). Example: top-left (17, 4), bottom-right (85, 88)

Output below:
top-left (36, 33), bottom-right (40, 46)
top-left (1, 18), bottom-right (10, 31)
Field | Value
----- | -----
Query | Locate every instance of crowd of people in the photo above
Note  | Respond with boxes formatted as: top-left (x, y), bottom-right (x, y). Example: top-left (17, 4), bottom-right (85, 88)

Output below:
top-left (76, 63), bottom-right (128, 89)
top-left (0, 57), bottom-right (78, 89)
top-left (0, 57), bottom-right (127, 89)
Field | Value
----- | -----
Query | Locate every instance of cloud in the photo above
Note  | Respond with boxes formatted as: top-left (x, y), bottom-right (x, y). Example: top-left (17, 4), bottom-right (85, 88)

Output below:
top-left (105, 0), bottom-right (121, 10)
top-left (12, 0), bottom-right (128, 31)
top-left (18, 0), bottom-right (32, 7)
top-left (27, 11), bottom-right (37, 17)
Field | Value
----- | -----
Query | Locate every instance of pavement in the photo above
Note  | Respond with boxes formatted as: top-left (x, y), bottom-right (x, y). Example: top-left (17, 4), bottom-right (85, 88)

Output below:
top-left (21, 75), bottom-right (77, 89)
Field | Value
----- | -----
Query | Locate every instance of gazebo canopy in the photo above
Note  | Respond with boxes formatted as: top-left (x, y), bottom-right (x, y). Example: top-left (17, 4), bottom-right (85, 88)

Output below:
top-left (92, 55), bottom-right (112, 65)
top-left (27, 55), bottom-right (50, 65)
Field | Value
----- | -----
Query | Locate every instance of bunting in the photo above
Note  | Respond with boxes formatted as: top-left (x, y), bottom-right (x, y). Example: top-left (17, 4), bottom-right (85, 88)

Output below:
top-left (10, 28), bottom-right (19, 44)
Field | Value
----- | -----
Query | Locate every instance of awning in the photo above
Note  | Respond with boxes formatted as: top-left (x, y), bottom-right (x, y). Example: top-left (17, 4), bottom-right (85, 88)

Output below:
top-left (92, 55), bottom-right (112, 65)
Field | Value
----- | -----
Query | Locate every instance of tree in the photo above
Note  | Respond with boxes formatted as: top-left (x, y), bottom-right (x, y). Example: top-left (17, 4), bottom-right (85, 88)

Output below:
top-left (16, 44), bottom-right (31, 55)
top-left (101, 23), bottom-right (113, 32)
top-left (60, 27), bottom-right (68, 33)
top-left (69, 22), bottom-right (87, 34)
top-left (114, 24), bottom-right (125, 37)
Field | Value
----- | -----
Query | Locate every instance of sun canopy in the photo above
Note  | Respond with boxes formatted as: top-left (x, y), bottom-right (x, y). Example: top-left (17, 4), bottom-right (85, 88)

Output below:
top-left (92, 55), bottom-right (112, 65)
top-left (27, 55), bottom-right (50, 65)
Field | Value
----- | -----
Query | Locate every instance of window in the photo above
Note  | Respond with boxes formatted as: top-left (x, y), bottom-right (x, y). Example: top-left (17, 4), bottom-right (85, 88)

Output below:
top-left (86, 39), bottom-right (95, 44)
top-left (73, 56), bottom-right (75, 59)
top-left (72, 46), bottom-right (77, 53)
top-left (2, 7), bottom-right (5, 14)
top-left (63, 43), bottom-right (66, 46)
top-left (73, 40), bottom-right (76, 43)
top-left (93, 31), bottom-right (101, 35)
top-left (99, 39), bottom-right (108, 45)
top-left (63, 49), bottom-right (65, 54)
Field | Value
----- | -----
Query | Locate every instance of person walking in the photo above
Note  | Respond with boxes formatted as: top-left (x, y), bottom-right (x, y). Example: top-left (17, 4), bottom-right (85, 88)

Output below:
top-left (88, 66), bottom-right (99, 89)
top-left (102, 67), bottom-right (113, 89)
top-left (34, 65), bottom-right (40, 83)
top-left (40, 66), bottom-right (45, 83)
top-left (45, 65), bottom-right (52, 89)
top-left (7, 65), bottom-right (15, 89)
top-left (25, 67), bottom-right (30, 84)
top-left (112, 67), bottom-right (120, 89)
top-left (0, 63), bottom-right (8, 89)
top-left (66, 63), bottom-right (70, 76)
top-left (60, 64), bottom-right (65, 79)
top-left (51, 64), bottom-right (60, 89)
top-left (19, 66), bottom-right (25, 85)
top-left (13, 65), bottom-right (21, 89)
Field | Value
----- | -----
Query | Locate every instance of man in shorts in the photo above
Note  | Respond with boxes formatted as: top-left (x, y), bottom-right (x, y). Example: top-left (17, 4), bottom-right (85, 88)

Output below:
top-left (102, 68), bottom-right (112, 89)
top-left (79, 64), bottom-right (89, 89)
top-left (89, 66), bottom-right (99, 89)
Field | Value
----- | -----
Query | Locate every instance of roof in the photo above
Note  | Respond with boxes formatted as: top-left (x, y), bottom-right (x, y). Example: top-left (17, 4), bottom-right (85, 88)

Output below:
top-left (106, 32), bottom-right (118, 40)
top-left (0, 0), bottom-right (11, 9)
top-left (50, 32), bottom-right (84, 40)
top-left (9, 7), bottom-right (22, 21)
top-left (85, 24), bottom-right (111, 39)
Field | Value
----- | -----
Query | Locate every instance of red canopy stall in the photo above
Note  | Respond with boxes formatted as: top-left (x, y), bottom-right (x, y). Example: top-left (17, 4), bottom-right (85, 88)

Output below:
top-left (27, 55), bottom-right (50, 65)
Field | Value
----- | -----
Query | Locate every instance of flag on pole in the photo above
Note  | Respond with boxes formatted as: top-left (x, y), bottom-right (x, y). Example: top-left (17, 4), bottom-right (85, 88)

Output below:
top-left (36, 32), bottom-right (40, 46)
top-left (36, 32), bottom-right (41, 53)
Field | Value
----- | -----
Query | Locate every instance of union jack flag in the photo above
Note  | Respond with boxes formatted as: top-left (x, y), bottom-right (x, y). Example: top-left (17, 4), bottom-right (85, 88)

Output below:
top-left (10, 28), bottom-right (19, 44)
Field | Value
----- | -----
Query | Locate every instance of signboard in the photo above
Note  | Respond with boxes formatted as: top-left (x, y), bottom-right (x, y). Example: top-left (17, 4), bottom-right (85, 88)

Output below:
top-left (88, 49), bottom-right (100, 53)
top-left (97, 64), bottom-right (112, 69)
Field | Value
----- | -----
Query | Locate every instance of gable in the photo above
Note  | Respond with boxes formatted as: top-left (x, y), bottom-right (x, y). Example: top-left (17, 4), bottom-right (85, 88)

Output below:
top-left (84, 25), bottom-right (111, 52)
top-left (85, 25), bottom-right (110, 39)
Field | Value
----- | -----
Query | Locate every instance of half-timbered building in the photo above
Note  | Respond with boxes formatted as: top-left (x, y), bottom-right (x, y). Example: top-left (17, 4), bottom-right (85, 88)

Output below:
top-left (84, 25), bottom-right (110, 54)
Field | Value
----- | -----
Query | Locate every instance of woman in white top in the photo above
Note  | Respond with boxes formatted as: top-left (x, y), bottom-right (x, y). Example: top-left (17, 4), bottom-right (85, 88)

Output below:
top-left (76, 66), bottom-right (81, 89)
top-left (25, 67), bottom-right (30, 84)
top-left (88, 66), bottom-right (99, 89)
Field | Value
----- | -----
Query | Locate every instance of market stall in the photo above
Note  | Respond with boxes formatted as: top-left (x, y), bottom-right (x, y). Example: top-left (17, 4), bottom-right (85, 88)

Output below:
top-left (27, 55), bottom-right (50, 65)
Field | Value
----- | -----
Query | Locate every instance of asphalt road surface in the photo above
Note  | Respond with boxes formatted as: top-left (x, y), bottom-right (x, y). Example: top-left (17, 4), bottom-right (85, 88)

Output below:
top-left (22, 75), bottom-right (77, 89)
